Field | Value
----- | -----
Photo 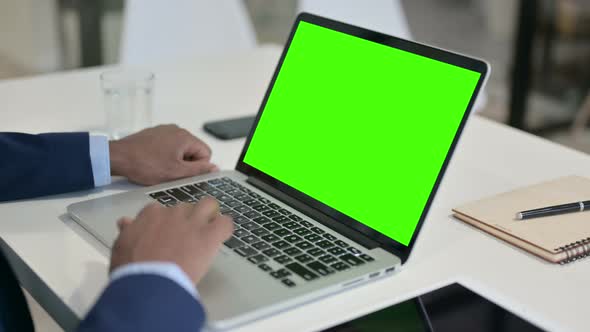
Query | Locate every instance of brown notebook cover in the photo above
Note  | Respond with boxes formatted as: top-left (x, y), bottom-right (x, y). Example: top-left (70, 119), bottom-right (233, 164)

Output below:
top-left (452, 176), bottom-right (590, 264)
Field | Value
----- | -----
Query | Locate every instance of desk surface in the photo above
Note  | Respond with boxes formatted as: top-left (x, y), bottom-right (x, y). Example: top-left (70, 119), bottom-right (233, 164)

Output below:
top-left (1, 45), bottom-right (589, 332)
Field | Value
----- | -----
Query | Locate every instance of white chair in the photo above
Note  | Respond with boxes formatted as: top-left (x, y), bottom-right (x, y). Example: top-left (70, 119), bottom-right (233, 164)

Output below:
top-left (120, 0), bottom-right (257, 65)
top-left (297, 0), bottom-right (412, 40)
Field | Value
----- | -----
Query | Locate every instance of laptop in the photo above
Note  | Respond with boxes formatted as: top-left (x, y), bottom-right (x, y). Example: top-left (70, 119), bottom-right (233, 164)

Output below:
top-left (68, 13), bottom-right (489, 330)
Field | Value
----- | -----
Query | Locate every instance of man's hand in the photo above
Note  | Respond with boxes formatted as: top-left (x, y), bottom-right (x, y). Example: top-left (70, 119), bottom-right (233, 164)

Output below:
top-left (111, 198), bottom-right (234, 284)
top-left (109, 124), bottom-right (218, 185)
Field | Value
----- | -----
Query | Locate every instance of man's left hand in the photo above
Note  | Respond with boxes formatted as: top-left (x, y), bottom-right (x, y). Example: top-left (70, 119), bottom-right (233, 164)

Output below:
top-left (109, 125), bottom-right (218, 185)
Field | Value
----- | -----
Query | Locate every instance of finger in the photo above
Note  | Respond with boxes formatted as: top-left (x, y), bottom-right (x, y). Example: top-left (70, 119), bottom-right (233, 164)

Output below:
top-left (182, 137), bottom-right (212, 161)
top-left (134, 202), bottom-right (164, 228)
top-left (172, 202), bottom-right (196, 219)
top-left (180, 160), bottom-right (219, 177)
top-left (117, 217), bottom-right (133, 232)
top-left (189, 197), bottom-right (220, 223)
top-left (203, 214), bottom-right (235, 243)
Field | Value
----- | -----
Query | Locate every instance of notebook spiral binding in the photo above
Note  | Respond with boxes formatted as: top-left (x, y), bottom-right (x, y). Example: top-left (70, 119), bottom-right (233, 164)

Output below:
top-left (556, 237), bottom-right (590, 265)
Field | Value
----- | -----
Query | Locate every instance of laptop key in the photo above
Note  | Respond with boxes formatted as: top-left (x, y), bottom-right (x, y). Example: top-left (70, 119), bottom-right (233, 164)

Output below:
top-left (359, 254), bottom-right (374, 262)
top-left (316, 240), bottom-right (334, 249)
top-left (234, 216), bottom-right (249, 224)
top-left (278, 208), bottom-right (291, 215)
top-left (207, 178), bottom-right (224, 186)
top-left (268, 203), bottom-right (281, 210)
top-left (299, 220), bottom-right (313, 228)
top-left (307, 261), bottom-right (334, 276)
top-left (226, 200), bottom-right (242, 208)
top-left (323, 233), bottom-right (337, 241)
top-left (272, 215), bottom-right (290, 223)
top-left (263, 222), bottom-right (281, 231)
top-left (251, 228), bottom-right (270, 237)
top-left (334, 240), bottom-right (349, 248)
top-left (274, 255), bottom-right (292, 264)
top-left (234, 205), bottom-right (251, 214)
top-left (253, 216), bottom-right (272, 225)
top-left (270, 268), bottom-right (291, 279)
top-left (258, 263), bottom-right (272, 272)
top-left (235, 194), bottom-right (250, 201)
top-left (166, 188), bottom-right (193, 202)
top-left (217, 184), bottom-right (234, 192)
top-left (224, 236), bottom-right (245, 249)
top-left (195, 182), bottom-right (213, 190)
top-left (340, 254), bottom-right (365, 266)
top-left (263, 210), bottom-right (281, 218)
top-left (241, 222), bottom-right (260, 231)
top-left (248, 254), bottom-right (268, 264)
top-left (234, 229), bottom-right (250, 238)
top-left (307, 248), bottom-right (325, 257)
top-left (261, 234), bottom-right (280, 243)
top-left (207, 189), bottom-right (223, 197)
top-left (283, 221), bottom-right (300, 230)
top-left (243, 199), bottom-right (259, 206)
top-left (285, 263), bottom-right (318, 281)
top-left (284, 235), bottom-right (303, 243)
top-left (180, 185), bottom-right (202, 196)
top-left (157, 196), bottom-right (176, 205)
top-left (284, 247), bottom-right (302, 256)
top-left (224, 211), bottom-right (241, 219)
top-left (234, 246), bottom-right (257, 257)
top-left (310, 227), bottom-right (325, 234)
top-left (331, 262), bottom-right (350, 271)
top-left (262, 248), bottom-right (281, 257)
top-left (348, 247), bottom-right (362, 255)
top-left (259, 197), bottom-right (271, 204)
top-left (149, 191), bottom-right (168, 199)
top-left (304, 234), bottom-right (322, 242)
top-left (289, 215), bottom-right (303, 221)
top-left (252, 241), bottom-right (271, 251)
top-left (294, 254), bottom-right (313, 264)
top-left (272, 240), bottom-right (290, 249)
top-left (242, 235), bottom-right (259, 244)
top-left (217, 194), bottom-right (232, 202)
top-left (252, 204), bottom-right (270, 212)
top-left (327, 247), bottom-right (346, 256)
top-left (293, 228), bottom-right (311, 236)
top-left (319, 255), bottom-right (337, 264)
top-left (281, 278), bottom-right (296, 287)
top-left (295, 241), bottom-right (314, 250)
top-left (273, 228), bottom-right (291, 237)
top-left (244, 211), bottom-right (261, 219)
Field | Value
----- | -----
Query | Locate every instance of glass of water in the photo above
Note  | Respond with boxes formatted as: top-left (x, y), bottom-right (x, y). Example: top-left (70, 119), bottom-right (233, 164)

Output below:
top-left (100, 70), bottom-right (154, 139)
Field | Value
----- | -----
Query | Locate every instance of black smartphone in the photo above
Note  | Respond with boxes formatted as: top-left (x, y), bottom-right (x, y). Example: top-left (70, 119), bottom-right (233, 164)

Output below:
top-left (203, 115), bottom-right (256, 140)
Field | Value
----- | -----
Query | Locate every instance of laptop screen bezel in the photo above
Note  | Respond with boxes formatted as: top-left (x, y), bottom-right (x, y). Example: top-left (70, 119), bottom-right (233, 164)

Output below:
top-left (235, 13), bottom-right (488, 262)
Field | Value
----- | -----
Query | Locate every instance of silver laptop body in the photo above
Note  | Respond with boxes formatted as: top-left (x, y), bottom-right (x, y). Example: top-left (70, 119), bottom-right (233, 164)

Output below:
top-left (68, 13), bottom-right (488, 331)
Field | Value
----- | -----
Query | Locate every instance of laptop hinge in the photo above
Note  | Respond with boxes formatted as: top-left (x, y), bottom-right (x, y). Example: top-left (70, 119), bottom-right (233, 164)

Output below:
top-left (247, 177), bottom-right (380, 250)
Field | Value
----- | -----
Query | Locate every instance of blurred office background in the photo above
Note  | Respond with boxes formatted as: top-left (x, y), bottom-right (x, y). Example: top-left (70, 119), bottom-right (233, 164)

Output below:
top-left (0, 1), bottom-right (588, 331)
top-left (0, 0), bottom-right (589, 152)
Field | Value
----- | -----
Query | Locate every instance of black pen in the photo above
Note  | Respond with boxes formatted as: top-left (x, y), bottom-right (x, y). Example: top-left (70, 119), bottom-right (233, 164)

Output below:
top-left (516, 200), bottom-right (590, 220)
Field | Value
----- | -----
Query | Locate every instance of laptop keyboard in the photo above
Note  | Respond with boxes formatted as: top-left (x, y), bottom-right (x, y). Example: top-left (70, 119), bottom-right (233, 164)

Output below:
top-left (148, 177), bottom-right (374, 288)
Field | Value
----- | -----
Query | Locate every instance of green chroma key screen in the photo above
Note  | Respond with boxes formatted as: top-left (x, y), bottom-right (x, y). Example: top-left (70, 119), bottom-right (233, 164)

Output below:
top-left (244, 21), bottom-right (481, 246)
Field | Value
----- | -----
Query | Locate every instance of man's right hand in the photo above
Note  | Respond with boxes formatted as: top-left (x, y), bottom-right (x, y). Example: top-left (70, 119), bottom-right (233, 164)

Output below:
top-left (110, 198), bottom-right (234, 284)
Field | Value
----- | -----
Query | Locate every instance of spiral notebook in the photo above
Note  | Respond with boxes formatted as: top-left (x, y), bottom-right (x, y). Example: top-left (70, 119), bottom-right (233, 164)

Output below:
top-left (452, 176), bottom-right (590, 264)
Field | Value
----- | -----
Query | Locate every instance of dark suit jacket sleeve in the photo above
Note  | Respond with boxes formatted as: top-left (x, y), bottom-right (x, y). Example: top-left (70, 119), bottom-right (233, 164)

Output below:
top-left (0, 132), bottom-right (95, 201)
top-left (77, 274), bottom-right (206, 332)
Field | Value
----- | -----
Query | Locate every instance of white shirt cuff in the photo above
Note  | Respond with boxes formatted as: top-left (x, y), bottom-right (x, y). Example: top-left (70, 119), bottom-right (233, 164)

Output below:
top-left (110, 262), bottom-right (199, 299)
top-left (89, 134), bottom-right (112, 187)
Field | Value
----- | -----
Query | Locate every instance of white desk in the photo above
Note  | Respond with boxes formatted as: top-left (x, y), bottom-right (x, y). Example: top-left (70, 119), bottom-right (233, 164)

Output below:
top-left (1, 45), bottom-right (589, 332)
